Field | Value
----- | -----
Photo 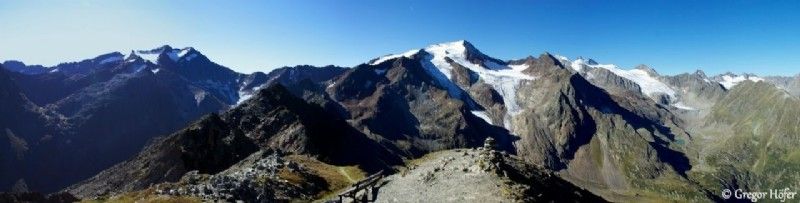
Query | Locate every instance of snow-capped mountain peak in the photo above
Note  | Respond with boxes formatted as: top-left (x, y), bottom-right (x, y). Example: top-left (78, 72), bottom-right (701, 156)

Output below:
top-left (569, 58), bottom-right (678, 104)
top-left (425, 40), bottom-right (470, 55)
top-left (370, 40), bottom-right (536, 128)
top-left (714, 73), bottom-right (764, 89)
top-left (124, 45), bottom-right (200, 64)
top-left (93, 52), bottom-right (124, 65)
top-left (369, 40), bottom-right (487, 66)
top-left (634, 64), bottom-right (658, 76)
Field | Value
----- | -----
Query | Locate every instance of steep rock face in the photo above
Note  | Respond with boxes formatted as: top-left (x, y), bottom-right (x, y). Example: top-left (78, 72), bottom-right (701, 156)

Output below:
top-left (223, 85), bottom-right (398, 168)
top-left (0, 67), bottom-right (60, 193)
top-left (65, 85), bottom-right (399, 198)
top-left (690, 81), bottom-right (800, 193)
top-left (328, 54), bottom-right (511, 157)
top-left (509, 55), bottom-right (708, 201)
top-left (582, 67), bottom-right (642, 95)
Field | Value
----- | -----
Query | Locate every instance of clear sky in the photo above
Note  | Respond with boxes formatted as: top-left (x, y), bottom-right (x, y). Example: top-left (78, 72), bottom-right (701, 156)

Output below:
top-left (1, 0), bottom-right (798, 75)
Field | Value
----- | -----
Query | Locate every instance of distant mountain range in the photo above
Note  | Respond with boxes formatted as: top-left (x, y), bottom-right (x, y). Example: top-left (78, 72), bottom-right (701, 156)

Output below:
top-left (2, 41), bottom-right (799, 202)
top-left (0, 46), bottom-right (345, 194)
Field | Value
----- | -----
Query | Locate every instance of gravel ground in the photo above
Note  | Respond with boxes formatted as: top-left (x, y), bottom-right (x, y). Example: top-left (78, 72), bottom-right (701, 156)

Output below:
top-left (374, 148), bottom-right (519, 203)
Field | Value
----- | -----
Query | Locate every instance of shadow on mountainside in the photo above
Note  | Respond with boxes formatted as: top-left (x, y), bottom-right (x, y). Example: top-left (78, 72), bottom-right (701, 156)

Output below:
top-left (568, 74), bottom-right (692, 176)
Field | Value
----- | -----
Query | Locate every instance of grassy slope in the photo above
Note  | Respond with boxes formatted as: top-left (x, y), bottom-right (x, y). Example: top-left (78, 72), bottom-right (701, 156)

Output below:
top-left (690, 81), bottom-right (800, 192)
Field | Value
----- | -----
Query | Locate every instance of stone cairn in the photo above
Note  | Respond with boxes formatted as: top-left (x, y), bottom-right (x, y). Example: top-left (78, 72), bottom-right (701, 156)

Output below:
top-left (477, 137), bottom-right (503, 173)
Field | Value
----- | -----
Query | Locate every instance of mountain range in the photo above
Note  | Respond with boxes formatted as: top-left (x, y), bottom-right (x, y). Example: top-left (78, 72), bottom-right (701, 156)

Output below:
top-left (2, 40), bottom-right (799, 202)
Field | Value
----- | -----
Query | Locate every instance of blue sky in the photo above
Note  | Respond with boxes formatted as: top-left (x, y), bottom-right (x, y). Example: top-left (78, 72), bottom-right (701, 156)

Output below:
top-left (1, 0), bottom-right (798, 75)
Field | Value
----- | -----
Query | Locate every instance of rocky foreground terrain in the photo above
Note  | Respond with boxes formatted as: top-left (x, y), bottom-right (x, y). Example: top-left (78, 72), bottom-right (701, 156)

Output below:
top-left (374, 138), bottom-right (604, 202)
top-left (72, 138), bottom-right (604, 203)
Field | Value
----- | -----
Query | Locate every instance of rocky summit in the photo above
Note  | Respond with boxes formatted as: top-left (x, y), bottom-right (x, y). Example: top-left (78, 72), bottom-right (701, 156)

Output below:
top-left (2, 40), bottom-right (799, 203)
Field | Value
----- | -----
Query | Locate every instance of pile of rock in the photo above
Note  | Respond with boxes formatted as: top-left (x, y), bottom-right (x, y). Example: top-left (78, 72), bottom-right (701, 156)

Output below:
top-left (156, 152), bottom-right (309, 202)
top-left (476, 137), bottom-right (503, 173)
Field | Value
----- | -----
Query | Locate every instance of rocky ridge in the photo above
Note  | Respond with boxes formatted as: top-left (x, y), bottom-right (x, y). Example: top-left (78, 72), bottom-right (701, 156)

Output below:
top-left (374, 138), bottom-right (605, 202)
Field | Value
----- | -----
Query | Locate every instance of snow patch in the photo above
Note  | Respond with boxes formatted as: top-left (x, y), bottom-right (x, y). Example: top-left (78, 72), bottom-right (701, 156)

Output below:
top-left (236, 93), bottom-right (253, 105)
top-left (672, 102), bottom-right (696, 110)
top-left (569, 58), bottom-right (588, 72)
top-left (572, 59), bottom-right (676, 100)
top-left (471, 111), bottom-right (493, 125)
top-left (193, 91), bottom-right (207, 106)
top-left (134, 64), bottom-right (147, 73)
top-left (553, 55), bottom-right (569, 61)
top-left (179, 48), bottom-right (192, 58)
top-left (236, 84), bottom-right (267, 105)
top-left (419, 54), bottom-right (465, 99)
top-left (719, 75), bottom-right (764, 89)
top-left (151, 68), bottom-right (160, 74)
top-left (98, 56), bottom-right (123, 64)
top-left (376, 41), bottom-right (537, 130)
top-left (420, 41), bottom-right (535, 128)
top-left (370, 49), bottom-right (420, 65)
top-left (135, 52), bottom-right (160, 63)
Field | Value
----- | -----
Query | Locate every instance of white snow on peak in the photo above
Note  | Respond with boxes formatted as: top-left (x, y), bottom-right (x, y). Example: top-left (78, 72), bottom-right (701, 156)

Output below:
top-left (370, 49), bottom-right (420, 65)
top-left (571, 58), bottom-right (676, 100)
top-left (419, 41), bottom-right (535, 128)
top-left (134, 51), bottom-right (160, 63)
top-left (553, 55), bottom-right (569, 61)
top-left (569, 58), bottom-right (587, 72)
top-left (151, 68), bottom-right (161, 74)
top-left (98, 56), bottom-right (123, 65)
top-left (178, 48), bottom-right (200, 62)
top-left (126, 47), bottom-right (192, 64)
top-left (719, 74), bottom-right (764, 89)
top-left (422, 41), bottom-right (468, 80)
top-left (610, 67), bottom-right (676, 99)
top-left (373, 40), bottom-right (539, 129)
top-left (179, 48), bottom-right (192, 58)
top-left (422, 41), bottom-right (534, 81)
